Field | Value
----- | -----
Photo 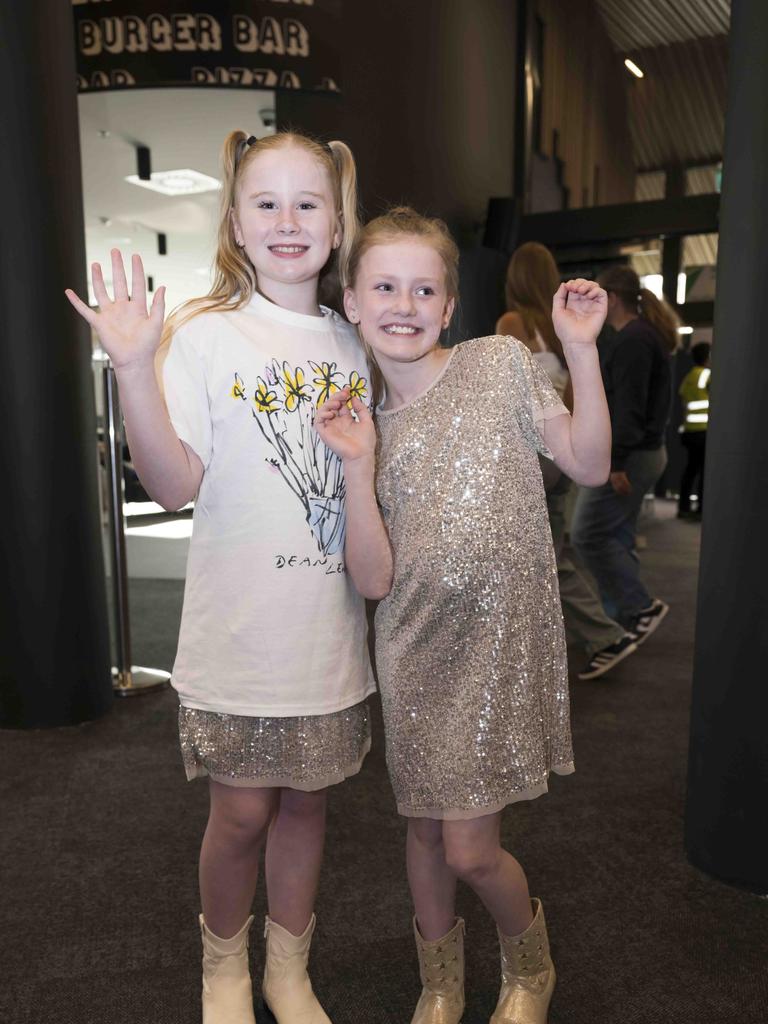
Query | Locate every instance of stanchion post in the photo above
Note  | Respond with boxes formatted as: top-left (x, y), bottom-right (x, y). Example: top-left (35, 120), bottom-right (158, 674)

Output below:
top-left (101, 361), bottom-right (170, 696)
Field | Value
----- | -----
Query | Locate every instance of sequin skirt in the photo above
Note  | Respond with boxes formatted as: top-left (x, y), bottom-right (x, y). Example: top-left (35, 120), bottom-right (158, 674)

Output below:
top-left (178, 700), bottom-right (371, 789)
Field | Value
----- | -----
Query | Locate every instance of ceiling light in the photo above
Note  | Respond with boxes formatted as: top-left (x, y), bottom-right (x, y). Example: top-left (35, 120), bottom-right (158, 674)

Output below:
top-left (125, 169), bottom-right (221, 196)
top-left (678, 326), bottom-right (694, 334)
top-left (624, 58), bottom-right (644, 78)
top-left (677, 272), bottom-right (687, 305)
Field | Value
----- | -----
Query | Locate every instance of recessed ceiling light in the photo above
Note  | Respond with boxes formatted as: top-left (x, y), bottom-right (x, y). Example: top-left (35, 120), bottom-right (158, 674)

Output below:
top-left (624, 58), bottom-right (644, 78)
top-left (678, 326), bottom-right (694, 334)
top-left (125, 169), bottom-right (221, 196)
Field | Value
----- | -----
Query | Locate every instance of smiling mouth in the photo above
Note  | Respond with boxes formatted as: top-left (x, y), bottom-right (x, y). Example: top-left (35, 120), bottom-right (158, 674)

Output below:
top-left (269, 245), bottom-right (309, 257)
top-left (382, 324), bottom-right (420, 335)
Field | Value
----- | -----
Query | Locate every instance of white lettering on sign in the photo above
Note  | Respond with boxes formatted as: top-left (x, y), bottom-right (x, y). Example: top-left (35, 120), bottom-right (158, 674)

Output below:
top-left (78, 15), bottom-right (223, 55)
top-left (191, 66), bottom-right (301, 88)
top-left (77, 69), bottom-right (137, 90)
top-left (232, 16), bottom-right (309, 56)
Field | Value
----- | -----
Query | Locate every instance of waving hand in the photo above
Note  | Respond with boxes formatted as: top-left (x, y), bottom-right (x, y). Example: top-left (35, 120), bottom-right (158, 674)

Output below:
top-left (65, 250), bottom-right (165, 369)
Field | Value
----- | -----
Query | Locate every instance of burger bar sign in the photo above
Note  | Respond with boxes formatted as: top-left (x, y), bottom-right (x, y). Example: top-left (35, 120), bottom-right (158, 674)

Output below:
top-left (73, 0), bottom-right (341, 93)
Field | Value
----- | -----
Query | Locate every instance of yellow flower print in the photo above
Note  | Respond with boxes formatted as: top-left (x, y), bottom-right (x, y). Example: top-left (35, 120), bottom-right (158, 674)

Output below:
top-left (347, 370), bottom-right (368, 402)
top-left (253, 376), bottom-right (281, 413)
top-left (231, 372), bottom-right (247, 401)
top-left (310, 360), bottom-right (344, 406)
top-left (282, 363), bottom-right (313, 412)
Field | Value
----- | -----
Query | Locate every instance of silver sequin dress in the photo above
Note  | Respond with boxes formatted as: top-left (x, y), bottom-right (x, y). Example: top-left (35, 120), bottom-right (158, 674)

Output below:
top-left (374, 335), bottom-right (573, 819)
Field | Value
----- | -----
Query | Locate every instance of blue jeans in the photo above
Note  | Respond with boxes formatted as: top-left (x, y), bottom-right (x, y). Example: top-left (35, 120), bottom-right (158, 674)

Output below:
top-left (546, 477), bottom-right (626, 656)
top-left (570, 447), bottom-right (667, 629)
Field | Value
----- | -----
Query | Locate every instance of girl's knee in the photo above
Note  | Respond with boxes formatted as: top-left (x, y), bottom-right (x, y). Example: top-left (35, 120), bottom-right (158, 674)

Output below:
top-left (443, 835), bottom-right (500, 883)
top-left (209, 785), bottom-right (276, 848)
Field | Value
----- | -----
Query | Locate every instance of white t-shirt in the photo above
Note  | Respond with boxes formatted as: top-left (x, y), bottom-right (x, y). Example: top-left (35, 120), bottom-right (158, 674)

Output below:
top-left (162, 291), bottom-right (376, 717)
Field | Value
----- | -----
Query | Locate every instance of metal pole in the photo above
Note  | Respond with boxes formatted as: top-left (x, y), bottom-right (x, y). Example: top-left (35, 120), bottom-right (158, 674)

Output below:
top-left (102, 361), bottom-right (170, 696)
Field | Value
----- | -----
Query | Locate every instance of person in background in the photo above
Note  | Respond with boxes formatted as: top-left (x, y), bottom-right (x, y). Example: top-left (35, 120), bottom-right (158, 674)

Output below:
top-left (571, 265), bottom-right (679, 645)
top-left (677, 341), bottom-right (711, 520)
top-left (498, 243), bottom-right (638, 681)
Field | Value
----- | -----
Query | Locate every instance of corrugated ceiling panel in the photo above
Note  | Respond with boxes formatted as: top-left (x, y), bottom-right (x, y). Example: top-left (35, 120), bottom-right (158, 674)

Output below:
top-left (627, 36), bottom-right (728, 170)
top-left (595, 0), bottom-right (730, 51)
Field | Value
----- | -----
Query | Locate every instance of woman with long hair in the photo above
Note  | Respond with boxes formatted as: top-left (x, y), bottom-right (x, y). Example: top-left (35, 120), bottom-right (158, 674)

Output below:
top-left (498, 243), bottom-right (639, 681)
top-left (570, 264), bottom-right (679, 642)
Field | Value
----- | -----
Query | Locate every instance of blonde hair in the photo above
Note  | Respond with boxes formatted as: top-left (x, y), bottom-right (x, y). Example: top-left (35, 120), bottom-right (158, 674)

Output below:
top-left (504, 242), bottom-right (565, 367)
top-left (163, 129), bottom-right (360, 343)
top-left (345, 206), bottom-right (460, 406)
top-left (598, 264), bottom-right (680, 354)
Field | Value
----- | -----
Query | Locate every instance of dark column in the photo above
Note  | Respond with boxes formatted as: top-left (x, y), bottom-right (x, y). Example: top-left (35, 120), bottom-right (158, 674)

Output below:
top-left (0, 2), bottom-right (112, 726)
top-left (513, 0), bottom-right (534, 213)
top-left (684, 0), bottom-right (768, 893)
top-left (661, 164), bottom-right (684, 305)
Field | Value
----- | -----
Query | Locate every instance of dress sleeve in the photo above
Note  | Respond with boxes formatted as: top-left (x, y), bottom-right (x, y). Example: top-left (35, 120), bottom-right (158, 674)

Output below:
top-left (507, 337), bottom-right (569, 457)
top-left (161, 326), bottom-right (213, 469)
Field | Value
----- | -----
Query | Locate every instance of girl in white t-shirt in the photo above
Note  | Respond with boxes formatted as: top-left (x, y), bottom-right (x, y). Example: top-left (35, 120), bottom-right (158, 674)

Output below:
top-left (66, 130), bottom-right (374, 1024)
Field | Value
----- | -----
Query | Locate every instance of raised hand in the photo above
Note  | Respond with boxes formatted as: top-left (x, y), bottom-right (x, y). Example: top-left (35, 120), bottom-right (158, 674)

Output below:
top-left (552, 279), bottom-right (607, 349)
top-left (65, 250), bottom-right (165, 370)
top-left (314, 389), bottom-right (376, 463)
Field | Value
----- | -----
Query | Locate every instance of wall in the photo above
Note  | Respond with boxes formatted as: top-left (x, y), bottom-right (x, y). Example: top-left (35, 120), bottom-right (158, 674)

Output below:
top-left (277, 0), bottom-right (519, 245)
top-left (535, 0), bottom-right (635, 208)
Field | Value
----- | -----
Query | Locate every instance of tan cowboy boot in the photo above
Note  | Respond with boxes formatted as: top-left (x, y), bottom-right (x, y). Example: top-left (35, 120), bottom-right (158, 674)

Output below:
top-left (200, 913), bottom-right (256, 1024)
top-left (490, 899), bottom-right (555, 1024)
top-left (262, 914), bottom-right (332, 1023)
top-left (411, 916), bottom-right (465, 1024)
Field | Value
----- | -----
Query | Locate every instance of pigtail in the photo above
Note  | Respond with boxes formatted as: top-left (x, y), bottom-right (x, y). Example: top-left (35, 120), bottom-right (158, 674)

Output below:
top-left (598, 264), bottom-right (680, 356)
top-left (328, 140), bottom-right (361, 289)
top-left (638, 288), bottom-right (680, 354)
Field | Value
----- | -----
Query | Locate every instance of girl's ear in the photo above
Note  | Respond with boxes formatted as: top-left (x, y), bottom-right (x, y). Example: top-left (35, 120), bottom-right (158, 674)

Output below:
top-left (343, 287), bottom-right (359, 324)
top-left (230, 208), bottom-right (244, 248)
top-left (442, 296), bottom-right (456, 329)
top-left (332, 214), bottom-right (342, 251)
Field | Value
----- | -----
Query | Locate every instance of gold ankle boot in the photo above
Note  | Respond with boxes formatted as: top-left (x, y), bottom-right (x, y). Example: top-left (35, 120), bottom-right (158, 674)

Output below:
top-left (411, 916), bottom-right (465, 1024)
top-left (490, 899), bottom-right (555, 1024)
top-left (200, 914), bottom-right (256, 1024)
top-left (262, 914), bottom-right (332, 1023)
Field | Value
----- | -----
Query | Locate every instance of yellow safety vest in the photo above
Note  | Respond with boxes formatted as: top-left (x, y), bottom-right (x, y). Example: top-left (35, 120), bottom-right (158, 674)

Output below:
top-left (679, 366), bottom-right (710, 433)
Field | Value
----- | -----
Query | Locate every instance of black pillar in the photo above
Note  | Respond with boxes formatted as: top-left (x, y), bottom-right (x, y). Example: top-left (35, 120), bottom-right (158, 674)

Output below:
top-left (0, 2), bottom-right (112, 726)
top-left (684, 0), bottom-right (768, 893)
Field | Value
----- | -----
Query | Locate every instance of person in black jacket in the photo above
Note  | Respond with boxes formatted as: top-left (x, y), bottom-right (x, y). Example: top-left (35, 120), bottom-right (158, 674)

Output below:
top-left (571, 265), bottom-right (679, 644)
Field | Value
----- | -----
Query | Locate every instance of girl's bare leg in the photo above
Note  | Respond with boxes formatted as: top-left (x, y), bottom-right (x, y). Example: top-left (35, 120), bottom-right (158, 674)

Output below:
top-left (406, 816), bottom-right (458, 939)
top-left (442, 812), bottom-right (533, 937)
top-left (199, 780), bottom-right (278, 938)
top-left (264, 787), bottom-right (328, 935)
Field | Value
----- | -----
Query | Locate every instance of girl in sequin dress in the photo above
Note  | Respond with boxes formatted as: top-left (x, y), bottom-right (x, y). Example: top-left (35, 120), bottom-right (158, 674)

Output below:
top-left (316, 208), bottom-right (611, 1024)
top-left (66, 132), bottom-right (375, 1024)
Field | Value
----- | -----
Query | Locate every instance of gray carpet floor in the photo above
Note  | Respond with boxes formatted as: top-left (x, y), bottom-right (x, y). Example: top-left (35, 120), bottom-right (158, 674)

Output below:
top-left (2, 502), bottom-right (766, 1023)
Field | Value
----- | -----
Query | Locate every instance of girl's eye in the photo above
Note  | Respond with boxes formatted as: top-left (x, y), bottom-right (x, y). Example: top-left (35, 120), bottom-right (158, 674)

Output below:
top-left (375, 283), bottom-right (393, 292)
top-left (417, 287), bottom-right (435, 296)
top-left (298, 202), bottom-right (317, 211)
top-left (257, 200), bottom-right (277, 210)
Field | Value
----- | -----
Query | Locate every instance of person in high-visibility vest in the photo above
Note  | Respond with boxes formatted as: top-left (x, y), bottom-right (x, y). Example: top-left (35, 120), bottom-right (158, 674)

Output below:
top-left (678, 341), bottom-right (711, 519)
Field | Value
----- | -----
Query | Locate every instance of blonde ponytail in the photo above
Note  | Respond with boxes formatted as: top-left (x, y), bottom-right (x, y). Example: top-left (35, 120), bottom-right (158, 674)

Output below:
top-left (329, 139), bottom-right (361, 289)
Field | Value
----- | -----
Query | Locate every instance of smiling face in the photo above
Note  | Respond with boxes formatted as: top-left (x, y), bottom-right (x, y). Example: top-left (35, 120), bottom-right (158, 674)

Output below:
top-left (231, 143), bottom-right (340, 306)
top-left (344, 239), bottom-right (455, 366)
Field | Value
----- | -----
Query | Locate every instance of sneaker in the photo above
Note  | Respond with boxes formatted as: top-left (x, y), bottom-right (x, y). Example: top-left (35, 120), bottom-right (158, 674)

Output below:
top-left (629, 599), bottom-right (669, 646)
top-left (577, 634), bottom-right (638, 680)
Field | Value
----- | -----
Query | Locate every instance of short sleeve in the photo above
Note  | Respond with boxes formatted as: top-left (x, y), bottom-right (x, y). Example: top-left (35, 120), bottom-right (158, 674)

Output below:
top-left (161, 328), bottom-right (213, 469)
top-left (508, 337), bottom-right (569, 457)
